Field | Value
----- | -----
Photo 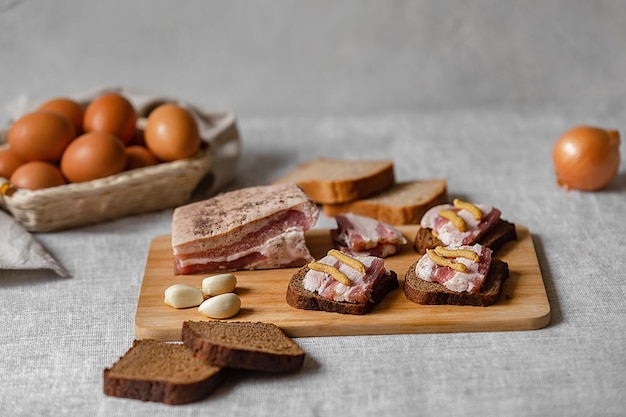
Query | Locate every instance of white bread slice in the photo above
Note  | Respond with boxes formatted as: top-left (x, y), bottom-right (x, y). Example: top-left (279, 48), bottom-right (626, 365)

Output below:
top-left (272, 158), bottom-right (395, 204)
top-left (323, 179), bottom-right (448, 225)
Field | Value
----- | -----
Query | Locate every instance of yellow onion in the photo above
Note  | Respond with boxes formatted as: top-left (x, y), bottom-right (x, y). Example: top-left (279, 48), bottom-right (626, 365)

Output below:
top-left (552, 126), bottom-right (620, 191)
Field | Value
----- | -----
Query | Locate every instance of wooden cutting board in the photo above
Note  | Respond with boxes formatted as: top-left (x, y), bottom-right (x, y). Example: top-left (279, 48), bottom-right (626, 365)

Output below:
top-left (135, 225), bottom-right (550, 341)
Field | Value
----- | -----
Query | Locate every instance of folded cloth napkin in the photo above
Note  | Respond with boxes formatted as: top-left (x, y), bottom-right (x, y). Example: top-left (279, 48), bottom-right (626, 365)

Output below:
top-left (0, 209), bottom-right (69, 277)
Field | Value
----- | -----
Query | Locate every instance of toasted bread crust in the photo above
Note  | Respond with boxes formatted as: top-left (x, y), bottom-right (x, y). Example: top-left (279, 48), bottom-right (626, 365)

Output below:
top-left (181, 321), bottom-right (305, 373)
top-left (323, 179), bottom-right (448, 224)
top-left (273, 158), bottom-right (395, 204)
top-left (285, 265), bottom-right (399, 315)
top-left (403, 258), bottom-right (509, 306)
top-left (413, 219), bottom-right (517, 254)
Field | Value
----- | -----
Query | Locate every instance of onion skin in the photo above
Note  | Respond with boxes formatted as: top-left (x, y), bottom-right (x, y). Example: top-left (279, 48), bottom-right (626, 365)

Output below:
top-left (552, 126), bottom-right (621, 191)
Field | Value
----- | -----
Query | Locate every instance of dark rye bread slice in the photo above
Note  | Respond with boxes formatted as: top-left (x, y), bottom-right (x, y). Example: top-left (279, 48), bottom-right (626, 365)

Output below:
top-left (414, 219), bottom-right (517, 254)
top-left (403, 258), bottom-right (510, 306)
top-left (103, 339), bottom-right (225, 405)
top-left (182, 321), bottom-right (305, 373)
top-left (286, 265), bottom-right (399, 315)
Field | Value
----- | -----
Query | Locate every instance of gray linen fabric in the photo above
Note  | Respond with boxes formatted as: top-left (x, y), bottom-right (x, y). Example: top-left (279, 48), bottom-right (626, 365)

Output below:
top-left (2, 0), bottom-right (626, 415)
top-left (0, 210), bottom-right (69, 277)
top-left (1, 109), bottom-right (624, 416)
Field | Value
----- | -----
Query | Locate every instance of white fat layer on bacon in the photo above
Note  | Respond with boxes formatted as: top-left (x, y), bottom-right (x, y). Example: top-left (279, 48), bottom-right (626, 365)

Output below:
top-left (419, 203), bottom-right (497, 246)
top-left (172, 183), bottom-right (319, 251)
top-left (173, 203), bottom-right (318, 255)
top-left (177, 229), bottom-right (313, 269)
top-left (303, 254), bottom-right (388, 303)
top-left (335, 213), bottom-right (407, 250)
top-left (415, 243), bottom-right (492, 294)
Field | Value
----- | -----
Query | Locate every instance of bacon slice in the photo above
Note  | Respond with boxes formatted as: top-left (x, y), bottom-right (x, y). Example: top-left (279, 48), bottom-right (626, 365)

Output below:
top-left (415, 244), bottom-right (492, 294)
top-left (420, 203), bottom-right (501, 246)
top-left (331, 213), bottom-right (407, 258)
top-left (302, 253), bottom-right (389, 304)
top-left (172, 184), bottom-right (319, 275)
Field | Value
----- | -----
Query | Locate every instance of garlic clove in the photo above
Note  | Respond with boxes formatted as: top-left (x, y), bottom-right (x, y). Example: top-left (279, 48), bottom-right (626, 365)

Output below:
top-left (198, 293), bottom-right (241, 319)
top-left (202, 273), bottom-right (237, 296)
top-left (164, 283), bottom-right (204, 309)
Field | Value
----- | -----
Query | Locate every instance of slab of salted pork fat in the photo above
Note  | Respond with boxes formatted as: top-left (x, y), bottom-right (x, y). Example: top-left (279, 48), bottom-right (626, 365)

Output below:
top-left (172, 183), bottom-right (319, 275)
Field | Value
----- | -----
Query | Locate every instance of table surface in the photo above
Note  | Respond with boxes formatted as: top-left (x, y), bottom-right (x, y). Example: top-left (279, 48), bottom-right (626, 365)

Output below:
top-left (1, 1), bottom-right (625, 416)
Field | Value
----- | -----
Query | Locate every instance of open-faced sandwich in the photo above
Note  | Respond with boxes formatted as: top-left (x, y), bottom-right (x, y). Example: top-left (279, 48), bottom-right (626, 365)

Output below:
top-left (406, 198), bottom-right (515, 306)
top-left (331, 212), bottom-right (407, 258)
top-left (286, 249), bottom-right (398, 314)
top-left (404, 243), bottom-right (509, 306)
top-left (414, 198), bottom-right (516, 254)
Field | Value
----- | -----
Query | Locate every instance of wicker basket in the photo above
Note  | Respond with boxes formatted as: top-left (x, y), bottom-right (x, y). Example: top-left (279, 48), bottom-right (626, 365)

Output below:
top-left (0, 88), bottom-right (241, 232)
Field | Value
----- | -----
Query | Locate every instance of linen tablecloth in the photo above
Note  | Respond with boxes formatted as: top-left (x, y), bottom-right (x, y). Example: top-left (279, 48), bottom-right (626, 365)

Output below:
top-left (1, 107), bottom-right (624, 416)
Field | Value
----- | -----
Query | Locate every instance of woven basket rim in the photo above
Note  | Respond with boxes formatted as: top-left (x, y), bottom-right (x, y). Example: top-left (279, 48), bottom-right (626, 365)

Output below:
top-left (0, 92), bottom-right (239, 231)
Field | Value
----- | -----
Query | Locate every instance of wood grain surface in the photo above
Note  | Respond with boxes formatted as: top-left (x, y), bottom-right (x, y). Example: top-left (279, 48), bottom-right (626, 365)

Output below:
top-left (135, 225), bottom-right (550, 341)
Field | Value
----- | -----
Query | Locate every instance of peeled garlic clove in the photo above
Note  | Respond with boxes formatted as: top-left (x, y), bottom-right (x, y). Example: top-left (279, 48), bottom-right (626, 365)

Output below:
top-left (202, 273), bottom-right (237, 296)
top-left (164, 283), bottom-right (204, 309)
top-left (198, 293), bottom-right (241, 319)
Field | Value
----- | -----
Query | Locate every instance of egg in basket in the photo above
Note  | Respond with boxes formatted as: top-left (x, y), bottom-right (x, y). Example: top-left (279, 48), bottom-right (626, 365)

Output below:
top-left (0, 88), bottom-right (240, 232)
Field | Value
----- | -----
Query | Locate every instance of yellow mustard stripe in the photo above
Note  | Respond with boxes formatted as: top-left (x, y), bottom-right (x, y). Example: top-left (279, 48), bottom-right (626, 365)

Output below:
top-left (327, 249), bottom-right (366, 274)
top-left (434, 245), bottom-right (480, 263)
top-left (426, 249), bottom-right (468, 273)
top-left (308, 262), bottom-right (352, 286)
top-left (438, 209), bottom-right (467, 232)
top-left (453, 198), bottom-right (483, 220)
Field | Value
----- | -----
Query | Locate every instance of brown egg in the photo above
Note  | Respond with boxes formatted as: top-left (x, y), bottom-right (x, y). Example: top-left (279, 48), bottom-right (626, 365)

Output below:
top-left (38, 97), bottom-right (85, 134)
top-left (0, 147), bottom-right (26, 179)
top-left (7, 111), bottom-right (75, 162)
top-left (60, 132), bottom-right (127, 183)
top-left (83, 92), bottom-right (137, 144)
top-left (125, 145), bottom-right (159, 170)
top-left (126, 127), bottom-right (146, 147)
top-left (10, 161), bottom-right (67, 190)
top-left (144, 103), bottom-right (200, 162)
